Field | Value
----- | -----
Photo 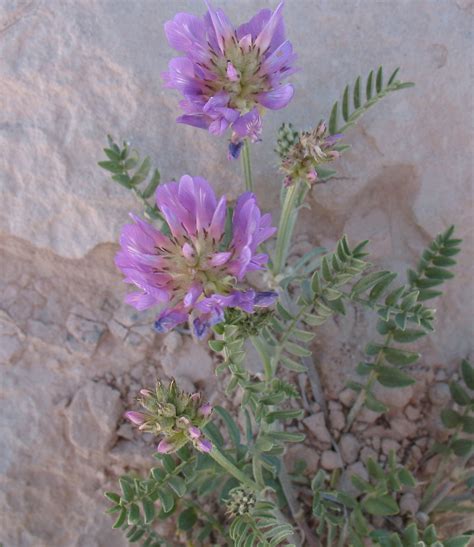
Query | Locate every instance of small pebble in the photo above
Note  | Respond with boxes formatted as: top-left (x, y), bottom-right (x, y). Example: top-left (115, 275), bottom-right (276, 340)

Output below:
top-left (321, 450), bottom-right (343, 470)
top-left (329, 409), bottom-right (345, 431)
top-left (400, 493), bottom-right (420, 515)
top-left (381, 438), bottom-right (400, 455)
top-left (405, 405), bottom-right (421, 421)
top-left (338, 388), bottom-right (357, 408)
top-left (303, 413), bottom-right (332, 443)
top-left (428, 382), bottom-right (451, 406)
top-left (360, 446), bottom-right (378, 464)
top-left (340, 433), bottom-right (360, 464)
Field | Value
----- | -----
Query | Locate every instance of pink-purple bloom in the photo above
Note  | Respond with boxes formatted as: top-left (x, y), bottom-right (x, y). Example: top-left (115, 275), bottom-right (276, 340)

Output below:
top-left (162, 1), bottom-right (296, 154)
top-left (116, 175), bottom-right (277, 338)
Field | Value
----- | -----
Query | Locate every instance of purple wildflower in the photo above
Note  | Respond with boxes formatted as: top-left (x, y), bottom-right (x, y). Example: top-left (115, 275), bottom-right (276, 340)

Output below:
top-left (116, 175), bottom-right (277, 338)
top-left (162, 2), bottom-right (296, 152)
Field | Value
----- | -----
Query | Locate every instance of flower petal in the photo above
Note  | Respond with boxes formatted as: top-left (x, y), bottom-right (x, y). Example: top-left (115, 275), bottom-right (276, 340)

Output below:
top-left (258, 83), bottom-right (294, 110)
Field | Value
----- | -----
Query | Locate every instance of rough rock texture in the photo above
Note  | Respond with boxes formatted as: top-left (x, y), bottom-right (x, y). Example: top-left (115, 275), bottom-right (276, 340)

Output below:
top-left (1, 1), bottom-right (473, 545)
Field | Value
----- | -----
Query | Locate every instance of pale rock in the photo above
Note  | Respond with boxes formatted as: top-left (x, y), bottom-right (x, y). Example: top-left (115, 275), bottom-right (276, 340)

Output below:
top-left (372, 436), bottom-right (381, 451)
top-left (0, 310), bottom-right (25, 363)
top-left (303, 413), bottom-right (332, 444)
top-left (285, 445), bottom-right (320, 475)
top-left (160, 337), bottom-right (213, 385)
top-left (66, 307), bottom-right (107, 356)
top-left (381, 438), bottom-right (401, 455)
top-left (321, 450), bottom-right (343, 470)
top-left (390, 417), bottom-right (418, 439)
top-left (373, 382), bottom-right (413, 409)
top-left (357, 407), bottom-right (381, 424)
top-left (340, 433), bottom-right (360, 464)
top-left (329, 409), bottom-right (345, 431)
top-left (66, 381), bottom-right (122, 456)
top-left (117, 423), bottom-right (134, 441)
top-left (399, 493), bottom-right (420, 516)
top-left (435, 369), bottom-right (448, 382)
top-left (328, 400), bottom-right (342, 411)
top-left (162, 331), bottom-right (182, 354)
top-left (338, 388), bottom-right (357, 408)
top-left (429, 382), bottom-right (451, 406)
top-left (360, 447), bottom-right (379, 464)
top-left (405, 405), bottom-right (421, 421)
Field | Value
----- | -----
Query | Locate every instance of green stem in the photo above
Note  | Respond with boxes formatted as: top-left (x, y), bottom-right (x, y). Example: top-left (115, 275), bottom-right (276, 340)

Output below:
top-left (241, 139), bottom-right (253, 192)
top-left (345, 333), bottom-right (393, 430)
top-left (273, 184), bottom-right (298, 275)
top-left (273, 181), bottom-right (308, 275)
top-left (208, 446), bottom-right (258, 492)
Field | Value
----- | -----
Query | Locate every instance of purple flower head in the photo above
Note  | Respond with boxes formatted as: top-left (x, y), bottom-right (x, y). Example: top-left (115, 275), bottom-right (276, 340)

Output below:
top-left (162, 2), bottom-right (296, 152)
top-left (116, 175), bottom-right (277, 338)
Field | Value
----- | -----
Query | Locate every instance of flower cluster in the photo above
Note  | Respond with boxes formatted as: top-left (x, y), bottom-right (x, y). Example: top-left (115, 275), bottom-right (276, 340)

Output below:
top-left (226, 487), bottom-right (257, 518)
top-left (116, 175), bottom-right (277, 338)
top-left (125, 379), bottom-right (213, 454)
top-left (277, 121), bottom-right (343, 187)
top-left (162, 1), bottom-right (296, 156)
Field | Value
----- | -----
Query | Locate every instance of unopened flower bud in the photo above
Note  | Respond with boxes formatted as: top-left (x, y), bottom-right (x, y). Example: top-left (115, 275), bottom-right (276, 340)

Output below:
top-left (157, 439), bottom-right (174, 454)
top-left (197, 439), bottom-right (212, 453)
top-left (306, 169), bottom-right (318, 183)
top-left (198, 402), bottom-right (213, 417)
top-left (188, 426), bottom-right (202, 439)
top-left (176, 416), bottom-right (191, 428)
top-left (316, 120), bottom-right (327, 137)
top-left (125, 411), bottom-right (146, 425)
top-left (139, 389), bottom-right (153, 397)
top-left (327, 150), bottom-right (340, 160)
top-left (190, 393), bottom-right (201, 403)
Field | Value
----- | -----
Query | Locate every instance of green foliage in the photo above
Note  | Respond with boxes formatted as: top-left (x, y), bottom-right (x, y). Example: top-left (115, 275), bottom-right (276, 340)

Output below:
top-left (228, 500), bottom-right (295, 547)
top-left (105, 447), bottom-right (233, 545)
top-left (349, 227), bottom-right (461, 413)
top-left (311, 452), bottom-right (416, 546)
top-left (371, 522), bottom-right (472, 547)
top-left (328, 66), bottom-right (414, 135)
top-left (99, 135), bottom-right (164, 223)
top-left (408, 225), bottom-right (462, 301)
top-left (435, 358), bottom-right (474, 458)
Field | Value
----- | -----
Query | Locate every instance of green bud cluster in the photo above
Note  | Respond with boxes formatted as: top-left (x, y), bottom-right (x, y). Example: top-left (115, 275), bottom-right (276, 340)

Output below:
top-left (129, 379), bottom-right (213, 454)
top-left (226, 487), bottom-right (257, 518)
top-left (275, 122), bottom-right (300, 159)
top-left (223, 307), bottom-right (274, 337)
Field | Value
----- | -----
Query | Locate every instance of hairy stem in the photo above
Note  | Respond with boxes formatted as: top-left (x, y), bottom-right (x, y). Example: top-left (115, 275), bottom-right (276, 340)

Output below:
top-left (273, 183), bottom-right (301, 274)
top-left (208, 446), bottom-right (258, 492)
top-left (241, 139), bottom-right (253, 192)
